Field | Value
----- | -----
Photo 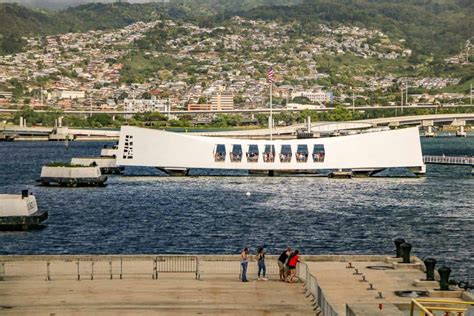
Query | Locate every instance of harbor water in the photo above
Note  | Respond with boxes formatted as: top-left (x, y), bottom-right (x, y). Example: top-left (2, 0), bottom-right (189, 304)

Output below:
top-left (0, 137), bottom-right (473, 281)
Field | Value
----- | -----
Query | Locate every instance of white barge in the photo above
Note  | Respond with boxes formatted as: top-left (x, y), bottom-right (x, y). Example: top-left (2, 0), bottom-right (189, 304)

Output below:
top-left (0, 190), bottom-right (48, 230)
top-left (116, 126), bottom-right (426, 176)
top-left (39, 165), bottom-right (107, 186)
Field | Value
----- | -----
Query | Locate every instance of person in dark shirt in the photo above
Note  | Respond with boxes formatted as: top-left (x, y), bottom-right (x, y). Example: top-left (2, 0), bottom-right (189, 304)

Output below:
top-left (277, 247), bottom-right (292, 281)
top-left (256, 246), bottom-right (267, 281)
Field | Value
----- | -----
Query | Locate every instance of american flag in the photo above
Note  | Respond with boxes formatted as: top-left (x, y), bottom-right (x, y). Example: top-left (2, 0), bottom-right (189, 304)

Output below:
top-left (267, 66), bottom-right (274, 84)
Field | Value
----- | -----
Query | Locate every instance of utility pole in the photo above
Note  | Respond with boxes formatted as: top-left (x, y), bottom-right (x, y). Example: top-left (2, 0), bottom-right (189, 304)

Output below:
top-left (405, 80), bottom-right (408, 106)
top-left (400, 83), bottom-right (404, 115)
top-left (471, 83), bottom-right (472, 106)
top-left (89, 94), bottom-right (92, 118)
top-left (352, 88), bottom-right (355, 113)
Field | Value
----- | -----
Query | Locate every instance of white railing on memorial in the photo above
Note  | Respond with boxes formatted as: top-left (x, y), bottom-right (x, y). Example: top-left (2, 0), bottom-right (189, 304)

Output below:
top-left (423, 155), bottom-right (474, 165)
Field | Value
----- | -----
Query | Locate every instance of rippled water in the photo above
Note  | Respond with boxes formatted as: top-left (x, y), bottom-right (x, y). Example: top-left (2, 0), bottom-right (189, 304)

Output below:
top-left (0, 137), bottom-right (472, 281)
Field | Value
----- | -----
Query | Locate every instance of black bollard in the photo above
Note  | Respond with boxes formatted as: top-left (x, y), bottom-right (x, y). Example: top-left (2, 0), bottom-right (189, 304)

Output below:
top-left (394, 238), bottom-right (406, 258)
top-left (21, 189), bottom-right (29, 199)
top-left (438, 266), bottom-right (451, 291)
top-left (400, 243), bottom-right (412, 264)
top-left (423, 258), bottom-right (437, 281)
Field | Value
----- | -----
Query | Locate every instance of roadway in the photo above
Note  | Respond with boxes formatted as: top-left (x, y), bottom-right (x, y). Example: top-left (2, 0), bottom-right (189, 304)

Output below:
top-left (1, 104), bottom-right (473, 116)
top-left (1, 113), bottom-right (473, 139)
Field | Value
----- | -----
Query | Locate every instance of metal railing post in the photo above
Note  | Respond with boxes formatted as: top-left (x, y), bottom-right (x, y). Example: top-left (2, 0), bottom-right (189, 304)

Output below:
top-left (91, 261), bottom-right (94, 280)
top-left (153, 258), bottom-right (158, 280)
top-left (0, 262), bottom-right (4, 281)
top-left (109, 261), bottom-right (113, 280)
top-left (120, 258), bottom-right (123, 280)
top-left (77, 261), bottom-right (80, 281)
top-left (195, 256), bottom-right (200, 280)
top-left (46, 262), bottom-right (50, 281)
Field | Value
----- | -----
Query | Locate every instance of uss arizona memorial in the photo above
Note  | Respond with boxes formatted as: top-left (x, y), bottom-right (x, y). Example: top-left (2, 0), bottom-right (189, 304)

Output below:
top-left (117, 126), bottom-right (426, 176)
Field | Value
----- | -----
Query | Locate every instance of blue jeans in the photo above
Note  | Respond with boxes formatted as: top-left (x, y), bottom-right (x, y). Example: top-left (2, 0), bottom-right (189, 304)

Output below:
top-left (258, 260), bottom-right (266, 278)
top-left (241, 261), bottom-right (248, 281)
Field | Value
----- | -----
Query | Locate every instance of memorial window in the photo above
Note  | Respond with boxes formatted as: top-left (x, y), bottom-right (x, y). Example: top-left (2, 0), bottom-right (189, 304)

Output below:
top-left (296, 144), bottom-right (309, 163)
top-left (247, 144), bottom-right (259, 163)
top-left (214, 144), bottom-right (226, 162)
top-left (230, 144), bottom-right (243, 162)
top-left (280, 145), bottom-right (292, 163)
top-left (263, 145), bottom-right (276, 163)
top-left (313, 144), bottom-right (325, 162)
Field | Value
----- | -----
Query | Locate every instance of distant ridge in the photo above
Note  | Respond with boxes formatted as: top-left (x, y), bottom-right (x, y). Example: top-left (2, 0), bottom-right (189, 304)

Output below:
top-left (0, 0), bottom-right (472, 57)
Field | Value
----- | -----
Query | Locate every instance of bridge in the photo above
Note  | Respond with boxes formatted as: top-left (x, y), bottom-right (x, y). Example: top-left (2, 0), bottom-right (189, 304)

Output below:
top-left (0, 104), bottom-right (473, 116)
top-left (1, 113), bottom-right (472, 140)
top-left (197, 114), bottom-right (473, 138)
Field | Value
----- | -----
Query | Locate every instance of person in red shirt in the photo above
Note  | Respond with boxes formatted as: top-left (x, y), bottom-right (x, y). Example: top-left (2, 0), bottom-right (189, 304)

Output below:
top-left (286, 250), bottom-right (300, 283)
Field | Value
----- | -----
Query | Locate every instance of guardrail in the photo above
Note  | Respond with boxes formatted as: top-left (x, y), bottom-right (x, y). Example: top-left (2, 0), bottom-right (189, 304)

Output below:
top-left (410, 298), bottom-right (474, 316)
top-left (297, 262), bottom-right (339, 316)
top-left (0, 255), bottom-right (280, 281)
top-left (345, 305), bottom-right (357, 316)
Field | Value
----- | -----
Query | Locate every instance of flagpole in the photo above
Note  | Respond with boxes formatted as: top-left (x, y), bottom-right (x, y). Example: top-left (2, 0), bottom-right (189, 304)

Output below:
top-left (270, 82), bottom-right (273, 141)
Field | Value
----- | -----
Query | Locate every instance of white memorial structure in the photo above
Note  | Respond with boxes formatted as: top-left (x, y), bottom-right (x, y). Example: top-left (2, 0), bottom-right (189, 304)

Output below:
top-left (116, 126), bottom-right (426, 176)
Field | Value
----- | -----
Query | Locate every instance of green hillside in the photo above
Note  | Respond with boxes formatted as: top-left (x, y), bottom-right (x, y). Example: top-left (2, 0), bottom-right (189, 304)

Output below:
top-left (0, 0), bottom-right (472, 57)
top-left (234, 0), bottom-right (473, 57)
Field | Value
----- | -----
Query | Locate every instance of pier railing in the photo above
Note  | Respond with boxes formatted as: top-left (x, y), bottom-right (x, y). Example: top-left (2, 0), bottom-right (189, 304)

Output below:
top-left (0, 255), bottom-right (280, 281)
top-left (297, 262), bottom-right (339, 316)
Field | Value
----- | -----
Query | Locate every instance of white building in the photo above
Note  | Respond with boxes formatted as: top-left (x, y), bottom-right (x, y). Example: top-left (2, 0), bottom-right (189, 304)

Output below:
top-left (291, 90), bottom-right (332, 103)
top-left (124, 97), bottom-right (170, 113)
top-left (50, 90), bottom-right (86, 100)
top-left (286, 103), bottom-right (326, 110)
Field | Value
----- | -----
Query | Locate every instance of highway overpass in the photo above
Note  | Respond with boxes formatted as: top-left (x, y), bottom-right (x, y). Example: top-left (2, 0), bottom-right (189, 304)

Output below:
top-left (1, 113), bottom-right (472, 140)
top-left (1, 104), bottom-right (473, 116)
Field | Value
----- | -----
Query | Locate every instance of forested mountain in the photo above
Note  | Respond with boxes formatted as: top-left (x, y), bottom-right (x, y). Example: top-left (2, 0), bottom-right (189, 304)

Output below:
top-left (0, 0), bottom-right (472, 57)
top-left (234, 0), bottom-right (473, 57)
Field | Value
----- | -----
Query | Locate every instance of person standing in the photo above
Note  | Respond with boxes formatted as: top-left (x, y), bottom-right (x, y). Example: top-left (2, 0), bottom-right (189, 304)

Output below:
top-left (256, 246), bottom-right (267, 281)
top-left (240, 247), bottom-right (249, 282)
top-left (287, 250), bottom-right (300, 283)
top-left (278, 247), bottom-right (292, 281)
